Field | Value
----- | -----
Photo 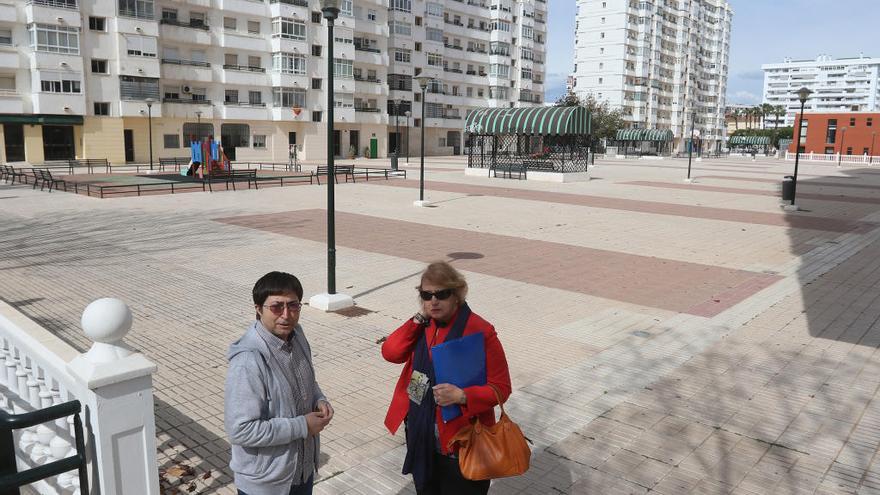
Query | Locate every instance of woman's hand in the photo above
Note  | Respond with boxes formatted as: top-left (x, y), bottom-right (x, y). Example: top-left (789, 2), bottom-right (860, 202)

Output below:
top-left (432, 383), bottom-right (466, 407)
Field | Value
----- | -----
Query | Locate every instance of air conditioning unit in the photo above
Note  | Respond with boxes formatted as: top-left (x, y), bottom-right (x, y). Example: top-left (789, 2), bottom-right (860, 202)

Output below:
top-left (181, 85), bottom-right (192, 94)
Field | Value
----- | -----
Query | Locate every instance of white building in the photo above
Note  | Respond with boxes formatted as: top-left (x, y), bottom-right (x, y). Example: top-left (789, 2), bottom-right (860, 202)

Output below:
top-left (761, 54), bottom-right (880, 128)
top-left (0, 0), bottom-right (545, 164)
top-left (570, 0), bottom-right (732, 153)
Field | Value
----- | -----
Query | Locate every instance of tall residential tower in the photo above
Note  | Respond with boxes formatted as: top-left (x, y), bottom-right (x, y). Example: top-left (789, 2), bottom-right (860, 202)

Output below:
top-left (571, 0), bottom-right (732, 152)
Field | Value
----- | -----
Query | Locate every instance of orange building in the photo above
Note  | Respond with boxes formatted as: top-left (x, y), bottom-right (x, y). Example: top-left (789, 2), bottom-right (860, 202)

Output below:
top-left (789, 112), bottom-right (879, 156)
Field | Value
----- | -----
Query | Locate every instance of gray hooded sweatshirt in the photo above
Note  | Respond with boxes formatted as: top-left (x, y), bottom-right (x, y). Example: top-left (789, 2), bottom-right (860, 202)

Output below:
top-left (225, 321), bottom-right (326, 495)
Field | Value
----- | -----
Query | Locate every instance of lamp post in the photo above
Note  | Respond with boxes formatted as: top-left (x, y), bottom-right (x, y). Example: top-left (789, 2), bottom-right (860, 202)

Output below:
top-left (685, 110), bottom-right (695, 182)
top-left (871, 131), bottom-right (876, 165)
top-left (309, 0), bottom-right (353, 311)
top-left (145, 98), bottom-right (154, 171)
top-left (414, 75), bottom-right (431, 206)
top-left (391, 98), bottom-right (399, 171)
top-left (194, 110), bottom-right (202, 142)
top-left (405, 110), bottom-right (411, 164)
top-left (837, 127), bottom-right (847, 168)
top-left (790, 87), bottom-right (812, 209)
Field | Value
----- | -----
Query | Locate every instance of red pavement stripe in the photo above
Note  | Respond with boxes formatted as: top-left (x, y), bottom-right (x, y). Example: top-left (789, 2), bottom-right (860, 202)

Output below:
top-left (215, 209), bottom-right (783, 317)
top-left (700, 175), bottom-right (880, 190)
top-left (371, 180), bottom-right (876, 234)
top-left (605, 162), bottom-right (832, 178)
top-left (622, 181), bottom-right (880, 205)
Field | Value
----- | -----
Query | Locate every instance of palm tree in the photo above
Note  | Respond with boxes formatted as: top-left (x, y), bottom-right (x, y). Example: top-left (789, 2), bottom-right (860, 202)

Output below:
top-left (773, 105), bottom-right (785, 129)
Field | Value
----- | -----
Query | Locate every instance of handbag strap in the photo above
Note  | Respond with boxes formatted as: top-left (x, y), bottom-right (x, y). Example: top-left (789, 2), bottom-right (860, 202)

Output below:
top-left (487, 384), bottom-right (506, 416)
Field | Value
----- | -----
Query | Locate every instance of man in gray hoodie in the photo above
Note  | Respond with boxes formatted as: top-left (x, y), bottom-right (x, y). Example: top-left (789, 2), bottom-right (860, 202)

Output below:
top-left (225, 271), bottom-right (333, 495)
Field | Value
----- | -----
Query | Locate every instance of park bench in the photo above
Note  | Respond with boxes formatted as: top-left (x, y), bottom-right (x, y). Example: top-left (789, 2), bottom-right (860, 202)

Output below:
top-left (31, 168), bottom-right (68, 192)
top-left (1, 165), bottom-right (28, 184)
top-left (315, 165), bottom-right (354, 185)
top-left (158, 157), bottom-right (190, 171)
top-left (490, 162), bottom-right (527, 180)
top-left (205, 169), bottom-right (258, 192)
top-left (350, 167), bottom-right (407, 181)
top-left (69, 158), bottom-right (109, 173)
top-left (253, 172), bottom-right (315, 187)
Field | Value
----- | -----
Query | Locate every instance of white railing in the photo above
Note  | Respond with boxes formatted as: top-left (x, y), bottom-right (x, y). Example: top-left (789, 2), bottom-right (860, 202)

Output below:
top-left (0, 298), bottom-right (159, 494)
top-left (784, 151), bottom-right (879, 165)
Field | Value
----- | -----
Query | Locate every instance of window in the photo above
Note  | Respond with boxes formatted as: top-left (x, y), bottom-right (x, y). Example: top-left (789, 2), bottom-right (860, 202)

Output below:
top-left (272, 52), bottom-right (306, 75)
top-left (600, 32), bottom-right (605, 38)
top-left (847, 147), bottom-right (853, 155)
top-left (340, 0), bottom-right (352, 16)
top-left (91, 59), bottom-right (108, 74)
top-left (272, 18), bottom-right (306, 41)
top-left (312, 111), bottom-right (322, 122)
top-left (118, 0), bottom-right (154, 19)
top-left (119, 75), bottom-right (159, 100)
top-left (29, 23), bottom-right (80, 54)
top-left (334, 58), bottom-right (353, 78)
top-left (249, 90), bottom-right (262, 105)
top-left (164, 134), bottom-right (180, 148)
top-left (225, 89), bottom-right (239, 103)
top-left (161, 8), bottom-right (177, 21)
top-left (221, 124), bottom-right (250, 147)
top-left (248, 21), bottom-right (260, 34)
top-left (390, 21), bottom-right (411, 36)
top-left (311, 44), bottom-right (322, 56)
top-left (522, 25), bottom-right (533, 40)
top-left (426, 2), bottom-right (443, 17)
top-left (225, 53), bottom-right (238, 66)
top-left (367, 10), bottom-right (377, 21)
top-left (125, 34), bottom-right (157, 57)
top-left (601, 17), bottom-right (605, 23)
top-left (39, 71), bottom-right (81, 93)
top-left (427, 53), bottom-right (443, 67)
top-left (490, 42), bottom-right (509, 55)
top-left (272, 87), bottom-right (306, 107)
top-left (598, 77), bottom-right (603, 84)
top-left (94, 102), bottom-right (110, 115)
top-left (424, 102), bottom-right (443, 118)
top-left (190, 12), bottom-right (206, 27)
top-left (521, 68), bottom-right (532, 79)
top-left (224, 17), bottom-right (236, 30)
top-left (425, 27), bottom-right (443, 43)
top-left (826, 119), bottom-right (837, 144)
top-left (415, 42), bottom-right (421, 52)
top-left (390, 0), bottom-right (411, 12)
top-left (191, 87), bottom-right (207, 101)
top-left (311, 78), bottom-right (322, 89)
top-left (334, 93), bottom-right (354, 108)
top-left (253, 135), bottom-right (266, 148)
top-left (489, 64), bottom-right (509, 78)
top-left (868, 118), bottom-right (873, 127)
top-left (391, 49), bottom-right (410, 64)
top-left (88, 17), bottom-right (106, 31)
top-left (850, 117), bottom-right (856, 127)
top-left (800, 119), bottom-right (808, 140)
top-left (248, 56), bottom-right (261, 68)
top-left (311, 11), bottom-right (322, 23)
top-left (489, 86), bottom-right (507, 99)
top-left (491, 21), bottom-right (510, 32)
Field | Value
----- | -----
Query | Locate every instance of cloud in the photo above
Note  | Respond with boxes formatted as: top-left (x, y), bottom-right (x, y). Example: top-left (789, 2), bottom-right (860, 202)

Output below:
top-left (728, 90), bottom-right (761, 104)
top-left (738, 70), bottom-right (764, 80)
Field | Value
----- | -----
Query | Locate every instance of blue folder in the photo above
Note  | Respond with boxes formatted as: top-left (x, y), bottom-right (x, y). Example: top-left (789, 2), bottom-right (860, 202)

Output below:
top-left (432, 332), bottom-right (486, 422)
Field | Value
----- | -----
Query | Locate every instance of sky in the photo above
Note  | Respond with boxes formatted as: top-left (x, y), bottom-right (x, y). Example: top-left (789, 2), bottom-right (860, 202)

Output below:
top-left (544, 0), bottom-right (877, 105)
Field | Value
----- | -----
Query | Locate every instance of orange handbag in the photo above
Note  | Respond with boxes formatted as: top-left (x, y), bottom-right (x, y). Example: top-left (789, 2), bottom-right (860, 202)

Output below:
top-left (448, 385), bottom-right (531, 480)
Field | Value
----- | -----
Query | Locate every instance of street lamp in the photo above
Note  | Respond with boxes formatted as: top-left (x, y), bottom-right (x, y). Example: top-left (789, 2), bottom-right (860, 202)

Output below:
top-left (837, 127), bottom-right (847, 168)
top-left (414, 75), bottom-right (432, 207)
top-left (145, 98), bottom-right (154, 171)
top-left (391, 98), bottom-right (400, 171)
top-left (309, 0), bottom-right (353, 311)
top-left (790, 87), bottom-right (812, 209)
top-left (685, 110), bottom-right (696, 182)
top-left (404, 110), bottom-right (411, 164)
top-left (194, 110), bottom-right (202, 142)
top-left (871, 131), bottom-right (876, 166)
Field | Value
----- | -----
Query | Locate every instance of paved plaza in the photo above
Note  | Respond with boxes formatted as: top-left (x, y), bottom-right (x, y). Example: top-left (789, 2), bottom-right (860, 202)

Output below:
top-left (3, 156), bottom-right (880, 494)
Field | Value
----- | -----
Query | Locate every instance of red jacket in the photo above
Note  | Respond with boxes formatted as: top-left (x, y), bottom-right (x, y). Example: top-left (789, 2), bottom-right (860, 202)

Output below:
top-left (382, 309), bottom-right (512, 455)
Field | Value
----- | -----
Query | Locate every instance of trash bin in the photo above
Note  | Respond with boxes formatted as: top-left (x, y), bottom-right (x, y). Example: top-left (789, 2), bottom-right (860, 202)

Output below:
top-left (781, 175), bottom-right (795, 201)
top-left (390, 153), bottom-right (398, 171)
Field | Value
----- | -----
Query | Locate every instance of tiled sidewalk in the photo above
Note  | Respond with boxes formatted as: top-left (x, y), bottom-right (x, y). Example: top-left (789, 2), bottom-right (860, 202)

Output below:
top-left (1, 156), bottom-right (880, 494)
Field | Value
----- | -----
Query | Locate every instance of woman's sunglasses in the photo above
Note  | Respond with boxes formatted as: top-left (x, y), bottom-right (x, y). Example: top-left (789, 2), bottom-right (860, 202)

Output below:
top-left (419, 289), bottom-right (453, 301)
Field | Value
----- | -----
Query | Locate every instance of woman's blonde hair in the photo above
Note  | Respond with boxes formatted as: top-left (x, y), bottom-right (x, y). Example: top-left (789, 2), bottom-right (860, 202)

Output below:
top-left (418, 261), bottom-right (468, 301)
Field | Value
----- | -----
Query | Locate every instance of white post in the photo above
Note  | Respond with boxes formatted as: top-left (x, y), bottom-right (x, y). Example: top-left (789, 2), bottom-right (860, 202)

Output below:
top-left (67, 298), bottom-right (159, 495)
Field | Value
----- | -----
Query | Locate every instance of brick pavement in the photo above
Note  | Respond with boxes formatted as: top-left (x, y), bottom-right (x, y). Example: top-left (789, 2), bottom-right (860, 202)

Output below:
top-left (1, 156), bottom-right (880, 494)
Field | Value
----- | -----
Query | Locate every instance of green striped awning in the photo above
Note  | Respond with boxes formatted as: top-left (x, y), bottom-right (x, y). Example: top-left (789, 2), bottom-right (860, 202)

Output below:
top-left (729, 135), bottom-right (770, 145)
top-left (614, 128), bottom-right (674, 142)
top-left (463, 106), bottom-right (591, 136)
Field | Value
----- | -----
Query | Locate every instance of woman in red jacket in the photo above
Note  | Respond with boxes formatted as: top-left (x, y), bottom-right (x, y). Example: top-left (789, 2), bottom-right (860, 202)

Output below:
top-left (382, 261), bottom-right (512, 495)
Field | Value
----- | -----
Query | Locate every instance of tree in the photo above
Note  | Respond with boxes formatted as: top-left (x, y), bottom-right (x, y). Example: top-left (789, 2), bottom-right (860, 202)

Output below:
top-left (772, 105), bottom-right (786, 129)
top-left (554, 91), bottom-right (627, 144)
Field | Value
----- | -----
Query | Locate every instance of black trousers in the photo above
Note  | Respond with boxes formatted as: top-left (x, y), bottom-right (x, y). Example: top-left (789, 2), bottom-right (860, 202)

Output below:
top-left (416, 453), bottom-right (490, 495)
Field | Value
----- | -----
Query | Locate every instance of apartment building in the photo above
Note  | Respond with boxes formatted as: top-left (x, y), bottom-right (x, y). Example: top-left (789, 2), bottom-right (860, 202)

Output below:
top-left (762, 54), bottom-right (880, 128)
top-left (0, 0), bottom-right (545, 165)
top-left (570, 0), bottom-right (732, 153)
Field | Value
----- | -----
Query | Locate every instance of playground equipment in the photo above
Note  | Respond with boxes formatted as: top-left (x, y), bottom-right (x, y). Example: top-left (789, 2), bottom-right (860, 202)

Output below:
top-left (184, 136), bottom-right (230, 177)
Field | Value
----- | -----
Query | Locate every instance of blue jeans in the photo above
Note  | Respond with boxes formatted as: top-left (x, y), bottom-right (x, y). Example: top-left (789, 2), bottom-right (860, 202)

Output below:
top-left (238, 475), bottom-right (314, 495)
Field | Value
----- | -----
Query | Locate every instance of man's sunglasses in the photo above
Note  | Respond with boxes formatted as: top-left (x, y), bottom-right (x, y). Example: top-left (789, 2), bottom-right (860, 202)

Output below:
top-left (263, 301), bottom-right (303, 315)
top-left (419, 289), bottom-right (453, 301)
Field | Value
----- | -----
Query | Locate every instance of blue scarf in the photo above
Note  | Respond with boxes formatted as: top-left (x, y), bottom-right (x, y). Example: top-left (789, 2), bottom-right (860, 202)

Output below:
top-left (402, 303), bottom-right (471, 490)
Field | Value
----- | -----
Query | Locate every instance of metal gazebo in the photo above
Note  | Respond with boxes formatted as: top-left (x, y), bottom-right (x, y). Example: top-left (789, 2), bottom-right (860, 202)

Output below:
top-left (612, 128), bottom-right (675, 157)
top-left (465, 106), bottom-right (592, 175)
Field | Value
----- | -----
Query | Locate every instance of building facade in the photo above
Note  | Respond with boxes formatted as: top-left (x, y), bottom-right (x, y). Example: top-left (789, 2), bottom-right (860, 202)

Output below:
top-left (0, 0), bottom-right (545, 164)
top-left (570, 0), bottom-right (732, 153)
top-left (762, 54), bottom-right (880, 129)
top-left (788, 112), bottom-right (879, 156)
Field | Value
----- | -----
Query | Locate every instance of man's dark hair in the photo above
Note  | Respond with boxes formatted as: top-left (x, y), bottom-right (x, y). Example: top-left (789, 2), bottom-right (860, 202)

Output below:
top-left (253, 271), bottom-right (304, 306)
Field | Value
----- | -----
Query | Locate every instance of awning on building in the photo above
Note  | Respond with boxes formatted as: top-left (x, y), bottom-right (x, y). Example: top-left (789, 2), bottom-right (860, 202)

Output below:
top-left (463, 106), bottom-right (591, 136)
top-left (615, 128), bottom-right (675, 141)
top-left (729, 135), bottom-right (770, 145)
top-left (0, 114), bottom-right (84, 125)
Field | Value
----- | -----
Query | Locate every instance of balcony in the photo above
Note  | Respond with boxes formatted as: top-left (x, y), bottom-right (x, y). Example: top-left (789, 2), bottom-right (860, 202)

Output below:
top-left (224, 64), bottom-right (265, 73)
top-left (162, 58), bottom-right (210, 68)
top-left (162, 62), bottom-right (212, 82)
top-left (354, 45), bottom-right (381, 54)
top-left (354, 106), bottom-right (380, 112)
top-left (444, 44), bottom-right (464, 51)
top-left (27, 0), bottom-right (77, 9)
top-left (269, 0), bottom-right (308, 6)
top-left (159, 18), bottom-right (209, 31)
top-left (221, 102), bottom-right (269, 120)
top-left (353, 74), bottom-right (381, 83)
top-left (0, 89), bottom-right (23, 113)
top-left (163, 98), bottom-right (212, 105)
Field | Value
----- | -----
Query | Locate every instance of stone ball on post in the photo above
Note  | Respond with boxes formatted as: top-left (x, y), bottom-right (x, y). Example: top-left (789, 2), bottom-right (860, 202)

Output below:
top-left (81, 298), bottom-right (132, 344)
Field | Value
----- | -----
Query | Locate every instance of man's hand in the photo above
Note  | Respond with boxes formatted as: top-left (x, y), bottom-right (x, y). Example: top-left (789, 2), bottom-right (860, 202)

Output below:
top-left (316, 400), bottom-right (334, 422)
top-left (432, 383), bottom-right (466, 407)
top-left (305, 411), bottom-right (330, 436)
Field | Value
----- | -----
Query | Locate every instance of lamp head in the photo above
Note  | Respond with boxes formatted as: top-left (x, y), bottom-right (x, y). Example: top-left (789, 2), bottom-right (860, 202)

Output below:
top-left (320, 0), bottom-right (341, 18)
top-left (405, 110), bottom-right (411, 118)
top-left (415, 75), bottom-right (432, 91)
top-left (796, 87), bottom-right (812, 104)
top-left (145, 97), bottom-right (154, 108)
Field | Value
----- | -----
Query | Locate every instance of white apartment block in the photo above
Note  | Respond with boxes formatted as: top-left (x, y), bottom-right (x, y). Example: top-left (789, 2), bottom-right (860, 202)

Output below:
top-left (761, 54), bottom-right (880, 128)
top-left (0, 0), bottom-right (545, 165)
top-left (570, 0), bottom-right (732, 153)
